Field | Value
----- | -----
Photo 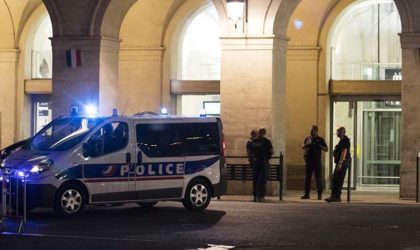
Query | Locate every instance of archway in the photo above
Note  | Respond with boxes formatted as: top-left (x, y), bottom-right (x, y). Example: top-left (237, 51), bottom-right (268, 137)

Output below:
top-left (328, 0), bottom-right (402, 191)
top-left (176, 3), bottom-right (221, 117)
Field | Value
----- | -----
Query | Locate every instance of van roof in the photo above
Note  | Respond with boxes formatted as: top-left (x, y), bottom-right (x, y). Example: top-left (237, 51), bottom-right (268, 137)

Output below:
top-left (61, 115), bottom-right (219, 122)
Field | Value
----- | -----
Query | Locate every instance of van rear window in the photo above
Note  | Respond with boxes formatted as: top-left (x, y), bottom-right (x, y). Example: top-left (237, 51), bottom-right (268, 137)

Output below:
top-left (136, 123), bottom-right (220, 157)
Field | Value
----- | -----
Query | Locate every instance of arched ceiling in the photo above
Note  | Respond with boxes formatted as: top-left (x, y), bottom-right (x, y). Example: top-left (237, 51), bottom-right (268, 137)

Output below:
top-left (42, 0), bottom-right (137, 38)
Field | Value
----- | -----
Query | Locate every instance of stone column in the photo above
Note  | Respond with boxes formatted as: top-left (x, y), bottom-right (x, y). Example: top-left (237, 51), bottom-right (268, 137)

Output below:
top-left (0, 50), bottom-right (19, 148)
top-left (51, 37), bottom-right (120, 117)
top-left (220, 35), bottom-right (287, 155)
top-left (119, 47), bottom-right (165, 115)
top-left (220, 35), bottom-right (287, 194)
top-left (285, 46), bottom-right (321, 189)
top-left (399, 33), bottom-right (420, 198)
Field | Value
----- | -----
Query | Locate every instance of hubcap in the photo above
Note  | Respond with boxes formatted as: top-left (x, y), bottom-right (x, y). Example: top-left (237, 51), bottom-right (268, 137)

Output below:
top-left (190, 184), bottom-right (208, 207)
top-left (61, 189), bottom-right (82, 214)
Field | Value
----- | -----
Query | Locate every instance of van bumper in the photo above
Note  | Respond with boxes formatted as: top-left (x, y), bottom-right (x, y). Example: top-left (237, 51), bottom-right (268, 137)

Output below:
top-left (26, 184), bottom-right (58, 208)
top-left (0, 182), bottom-right (57, 209)
top-left (213, 167), bottom-right (228, 197)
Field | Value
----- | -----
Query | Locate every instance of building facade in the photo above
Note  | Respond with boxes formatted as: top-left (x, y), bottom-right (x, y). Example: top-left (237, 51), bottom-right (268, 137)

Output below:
top-left (0, 0), bottom-right (419, 197)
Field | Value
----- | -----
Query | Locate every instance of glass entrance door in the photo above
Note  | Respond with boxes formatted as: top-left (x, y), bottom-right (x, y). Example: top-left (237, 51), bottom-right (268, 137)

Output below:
top-left (361, 101), bottom-right (401, 186)
top-left (332, 100), bottom-right (401, 190)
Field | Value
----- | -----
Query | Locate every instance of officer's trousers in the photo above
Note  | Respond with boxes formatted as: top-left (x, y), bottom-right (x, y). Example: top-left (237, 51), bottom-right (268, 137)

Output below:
top-left (254, 160), bottom-right (269, 198)
top-left (331, 159), bottom-right (351, 199)
top-left (304, 159), bottom-right (323, 195)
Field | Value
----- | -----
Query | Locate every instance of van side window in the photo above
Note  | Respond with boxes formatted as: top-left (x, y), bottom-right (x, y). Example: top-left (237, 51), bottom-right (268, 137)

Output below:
top-left (136, 124), bottom-right (183, 157)
top-left (86, 122), bottom-right (128, 158)
top-left (136, 122), bottom-right (219, 157)
top-left (182, 123), bottom-right (219, 155)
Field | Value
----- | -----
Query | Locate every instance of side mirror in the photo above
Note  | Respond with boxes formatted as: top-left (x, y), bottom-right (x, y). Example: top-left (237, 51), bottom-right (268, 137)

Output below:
top-left (0, 150), bottom-right (7, 160)
top-left (82, 143), bottom-right (89, 158)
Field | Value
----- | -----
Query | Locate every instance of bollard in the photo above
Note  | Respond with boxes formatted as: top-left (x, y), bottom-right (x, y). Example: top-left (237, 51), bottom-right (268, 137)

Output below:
top-left (0, 172), bottom-right (27, 233)
top-left (1, 172), bottom-right (7, 231)
top-left (279, 152), bottom-right (284, 201)
top-left (347, 161), bottom-right (351, 203)
top-left (417, 153), bottom-right (419, 203)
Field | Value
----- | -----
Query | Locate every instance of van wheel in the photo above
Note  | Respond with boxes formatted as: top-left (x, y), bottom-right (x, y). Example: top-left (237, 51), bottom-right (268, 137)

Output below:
top-left (137, 201), bottom-right (158, 208)
top-left (54, 184), bottom-right (86, 216)
top-left (182, 180), bottom-right (211, 212)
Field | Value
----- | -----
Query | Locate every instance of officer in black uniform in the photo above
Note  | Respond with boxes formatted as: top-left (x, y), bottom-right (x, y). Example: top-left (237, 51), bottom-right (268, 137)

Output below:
top-left (301, 125), bottom-right (328, 200)
top-left (246, 129), bottom-right (258, 201)
top-left (325, 127), bottom-right (351, 202)
top-left (250, 128), bottom-right (274, 202)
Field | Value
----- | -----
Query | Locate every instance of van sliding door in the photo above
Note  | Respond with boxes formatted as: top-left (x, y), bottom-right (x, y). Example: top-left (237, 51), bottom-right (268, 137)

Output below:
top-left (134, 122), bottom-right (185, 200)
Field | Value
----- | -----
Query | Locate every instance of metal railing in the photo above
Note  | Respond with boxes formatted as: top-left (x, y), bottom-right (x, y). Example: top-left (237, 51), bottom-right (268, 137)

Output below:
top-left (0, 169), bottom-right (27, 233)
top-left (417, 153), bottom-right (419, 203)
top-left (225, 152), bottom-right (284, 201)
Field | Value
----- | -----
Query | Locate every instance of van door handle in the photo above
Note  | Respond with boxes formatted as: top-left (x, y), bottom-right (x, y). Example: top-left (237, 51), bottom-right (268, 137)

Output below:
top-left (126, 152), bottom-right (131, 164)
top-left (137, 151), bottom-right (142, 165)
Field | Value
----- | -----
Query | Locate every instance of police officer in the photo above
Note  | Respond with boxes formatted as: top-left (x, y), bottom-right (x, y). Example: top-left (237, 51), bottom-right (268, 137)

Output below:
top-left (250, 128), bottom-right (274, 202)
top-left (301, 125), bottom-right (328, 200)
top-left (325, 127), bottom-right (351, 202)
top-left (246, 129), bottom-right (258, 201)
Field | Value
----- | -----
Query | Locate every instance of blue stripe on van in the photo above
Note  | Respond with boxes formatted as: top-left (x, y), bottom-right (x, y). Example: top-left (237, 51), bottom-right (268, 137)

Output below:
top-left (184, 156), bottom-right (219, 175)
top-left (55, 165), bottom-right (83, 180)
top-left (55, 156), bottom-right (219, 180)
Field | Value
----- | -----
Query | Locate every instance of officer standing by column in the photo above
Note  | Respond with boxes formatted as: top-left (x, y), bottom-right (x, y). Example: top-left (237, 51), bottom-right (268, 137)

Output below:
top-left (246, 129), bottom-right (258, 202)
top-left (301, 125), bottom-right (328, 200)
top-left (251, 128), bottom-right (274, 202)
top-left (325, 127), bottom-right (351, 202)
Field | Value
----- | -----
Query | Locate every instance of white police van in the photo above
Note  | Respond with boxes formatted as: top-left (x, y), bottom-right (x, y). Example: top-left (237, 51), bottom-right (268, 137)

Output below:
top-left (0, 114), bottom-right (227, 215)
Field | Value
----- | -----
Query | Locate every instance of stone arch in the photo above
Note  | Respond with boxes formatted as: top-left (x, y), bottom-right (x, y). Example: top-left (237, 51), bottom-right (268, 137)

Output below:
top-left (271, 0), bottom-right (302, 36)
top-left (0, 0), bottom-right (18, 48)
top-left (18, 4), bottom-right (50, 79)
top-left (161, 0), bottom-right (218, 107)
top-left (100, 0), bottom-right (137, 38)
top-left (210, 0), bottom-right (229, 34)
top-left (393, 0), bottom-right (413, 32)
top-left (16, 3), bottom-right (51, 139)
top-left (42, 0), bottom-right (136, 39)
top-left (41, 0), bottom-right (62, 36)
top-left (163, 0), bottom-right (218, 78)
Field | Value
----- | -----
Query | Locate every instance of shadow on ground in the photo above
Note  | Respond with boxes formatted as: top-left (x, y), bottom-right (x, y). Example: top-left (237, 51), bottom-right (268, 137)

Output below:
top-left (3, 202), bottom-right (226, 239)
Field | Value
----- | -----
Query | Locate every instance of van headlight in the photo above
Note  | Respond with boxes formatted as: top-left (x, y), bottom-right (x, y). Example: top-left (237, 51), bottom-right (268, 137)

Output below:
top-left (30, 159), bottom-right (54, 174)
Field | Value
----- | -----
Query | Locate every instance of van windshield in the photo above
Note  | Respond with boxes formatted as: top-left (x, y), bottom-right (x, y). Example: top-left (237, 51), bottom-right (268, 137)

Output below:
top-left (31, 117), bottom-right (105, 151)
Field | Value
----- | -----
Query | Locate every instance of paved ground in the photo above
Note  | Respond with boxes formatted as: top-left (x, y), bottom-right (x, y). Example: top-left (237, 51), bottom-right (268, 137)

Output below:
top-left (2, 194), bottom-right (420, 250)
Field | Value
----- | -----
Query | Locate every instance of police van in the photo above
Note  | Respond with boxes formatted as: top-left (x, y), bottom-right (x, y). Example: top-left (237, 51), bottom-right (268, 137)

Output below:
top-left (0, 114), bottom-right (227, 215)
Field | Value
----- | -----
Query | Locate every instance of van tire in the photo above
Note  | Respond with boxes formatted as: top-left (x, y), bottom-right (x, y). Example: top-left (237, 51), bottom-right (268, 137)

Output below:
top-left (182, 179), bottom-right (211, 212)
top-left (137, 201), bottom-right (158, 208)
top-left (54, 184), bottom-right (86, 216)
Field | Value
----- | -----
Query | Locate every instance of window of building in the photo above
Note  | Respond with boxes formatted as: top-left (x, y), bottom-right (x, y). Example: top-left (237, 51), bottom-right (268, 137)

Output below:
top-left (179, 4), bottom-right (220, 80)
top-left (32, 15), bottom-right (53, 79)
top-left (176, 95), bottom-right (220, 117)
top-left (176, 4), bottom-right (221, 116)
top-left (330, 0), bottom-right (402, 80)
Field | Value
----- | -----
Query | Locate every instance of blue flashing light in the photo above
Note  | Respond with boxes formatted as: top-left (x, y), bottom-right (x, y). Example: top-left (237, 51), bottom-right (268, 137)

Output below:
top-left (200, 109), bottom-right (207, 118)
top-left (161, 108), bottom-right (168, 115)
top-left (85, 105), bottom-right (98, 116)
top-left (17, 171), bottom-right (25, 178)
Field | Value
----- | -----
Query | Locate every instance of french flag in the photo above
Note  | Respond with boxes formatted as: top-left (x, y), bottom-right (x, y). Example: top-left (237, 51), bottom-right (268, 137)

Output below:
top-left (66, 49), bottom-right (82, 68)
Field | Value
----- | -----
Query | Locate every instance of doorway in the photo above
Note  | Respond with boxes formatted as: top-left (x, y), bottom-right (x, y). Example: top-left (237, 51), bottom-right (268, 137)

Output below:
top-left (31, 95), bottom-right (52, 135)
top-left (331, 99), bottom-right (401, 190)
